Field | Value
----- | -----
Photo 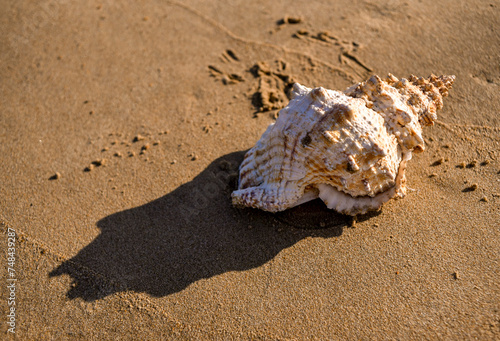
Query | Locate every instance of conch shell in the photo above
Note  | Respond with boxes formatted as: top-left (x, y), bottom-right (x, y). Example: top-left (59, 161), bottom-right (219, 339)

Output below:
top-left (231, 74), bottom-right (455, 215)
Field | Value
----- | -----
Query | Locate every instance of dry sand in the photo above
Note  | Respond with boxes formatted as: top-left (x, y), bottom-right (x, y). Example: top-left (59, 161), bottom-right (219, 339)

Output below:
top-left (1, 0), bottom-right (499, 339)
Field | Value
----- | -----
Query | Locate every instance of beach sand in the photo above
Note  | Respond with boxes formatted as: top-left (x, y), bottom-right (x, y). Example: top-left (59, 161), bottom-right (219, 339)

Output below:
top-left (1, 0), bottom-right (499, 339)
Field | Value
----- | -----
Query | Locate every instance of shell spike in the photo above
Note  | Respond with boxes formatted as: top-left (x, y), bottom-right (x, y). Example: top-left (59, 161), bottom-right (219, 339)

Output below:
top-left (385, 73), bottom-right (399, 85)
top-left (427, 74), bottom-right (455, 97)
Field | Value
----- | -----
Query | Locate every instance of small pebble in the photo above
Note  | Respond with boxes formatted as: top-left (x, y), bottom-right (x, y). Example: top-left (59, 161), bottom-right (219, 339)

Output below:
top-left (463, 183), bottom-right (478, 192)
top-left (84, 165), bottom-right (94, 172)
top-left (429, 173), bottom-right (437, 178)
top-left (171, 160), bottom-right (177, 164)
top-left (467, 160), bottom-right (477, 168)
top-left (287, 16), bottom-right (302, 24)
top-left (452, 272), bottom-right (460, 280)
top-left (141, 144), bottom-right (150, 151)
top-left (277, 16), bottom-right (303, 25)
top-left (91, 159), bottom-right (106, 167)
top-left (133, 134), bottom-right (145, 142)
top-left (350, 216), bottom-right (357, 228)
top-left (456, 161), bottom-right (466, 169)
top-left (480, 160), bottom-right (490, 166)
top-left (101, 147), bottom-right (109, 152)
top-left (49, 172), bottom-right (61, 180)
top-left (114, 152), bottom-right (122, 157)
top-left (480, 196), bottom-right (488, 202)
top-left (431, 157), bottom-right (445, 166)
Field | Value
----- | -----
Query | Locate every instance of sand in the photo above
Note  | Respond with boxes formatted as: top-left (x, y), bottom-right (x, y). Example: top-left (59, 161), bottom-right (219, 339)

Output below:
top-left (1, 0), bottom-right (499, 339)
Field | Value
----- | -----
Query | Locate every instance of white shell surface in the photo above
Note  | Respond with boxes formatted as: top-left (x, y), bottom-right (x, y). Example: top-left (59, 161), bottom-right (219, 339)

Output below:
top-left (232, 74), bottom-right (454, 215)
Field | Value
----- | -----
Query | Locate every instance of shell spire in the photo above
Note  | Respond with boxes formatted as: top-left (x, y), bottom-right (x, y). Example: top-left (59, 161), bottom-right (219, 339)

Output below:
top-left (344, 73), bottom-right (455, 152)
top-left (408, 74), bottom-right (455, 97)
top-left (232, 74), bottom-right (455, 215)
top-left (406, 74), bottom-right (455, 124)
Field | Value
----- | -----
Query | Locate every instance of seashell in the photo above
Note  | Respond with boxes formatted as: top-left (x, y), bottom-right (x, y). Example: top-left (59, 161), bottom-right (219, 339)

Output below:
top-left (232, 74), bottom-right (455, 215)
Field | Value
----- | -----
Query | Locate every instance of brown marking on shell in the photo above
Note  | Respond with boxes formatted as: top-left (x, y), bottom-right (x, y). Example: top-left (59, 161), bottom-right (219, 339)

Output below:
top-left (331, 104), bottom-right (354, 125)
top-left (300, 133), bottom-right (312, 147)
